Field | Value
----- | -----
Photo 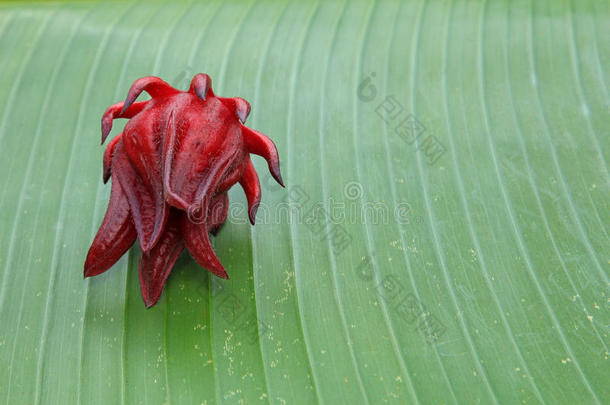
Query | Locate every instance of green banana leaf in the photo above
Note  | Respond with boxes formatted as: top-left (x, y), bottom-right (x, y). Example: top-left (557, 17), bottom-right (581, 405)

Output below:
top-left (0, 0), bottom-right (608, 403)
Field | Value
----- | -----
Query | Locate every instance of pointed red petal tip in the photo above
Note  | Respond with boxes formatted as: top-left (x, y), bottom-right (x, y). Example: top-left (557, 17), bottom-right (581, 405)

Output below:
top-left (218, 97), bottom-right (251, 124)
top-left (271, 162), bottom-right (284, 188)
top-left (139, 211), bottom-right (184, 308)
top-left (101, 103), bottom-right (122, 144)
top-left (189, 73), bottom-right (212, 100)
top-left (84, 177), bottom-right (137, 278)
top-left (112, 140), bottom-right (169, 253)
top-left (249, 202), bottom-right (260, 226)
top-left (239, 158), bottom-right (261, 225)
top-left (242, 126), bottom-right (284, 187)
top-left (234, 98), bottom-right (250, 123)
top-left (101, 101), bottom-right (148, 144)
top-left (120, 76), bottom-right (176, 115)
top-left (182, 211), bottom-right (229, 279)
top-left (103, 134), bottom-right (122, 183)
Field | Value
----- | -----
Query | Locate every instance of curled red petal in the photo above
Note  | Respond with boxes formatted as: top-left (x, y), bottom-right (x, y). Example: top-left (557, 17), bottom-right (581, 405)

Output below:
top-left (161, 98), bottom-right (245, 209)
top-left (162, 111), bottom-right (190, 209)
top-left (191, 146), bottom-right (243, 213)
top-left (112, 139), bottom-right (168, 252)
top-left (242, 126), bottom-right (284, 187)
top-left (139, 209), bottom-right (184, 308)
top-left (103, 133), bottom-right (122, 184)
top-left (120, 76), bottom-right (178, 115)
top-left (239, 158), bottom-right (261, 225)
top-left (84, 176), bottom-right (136, 277)
top-left (101, 100), bottom-right (148, 144)
top-left (182, 211), bottom-right (228, 279)
top-left (121, 110), bottom-right (168, 243)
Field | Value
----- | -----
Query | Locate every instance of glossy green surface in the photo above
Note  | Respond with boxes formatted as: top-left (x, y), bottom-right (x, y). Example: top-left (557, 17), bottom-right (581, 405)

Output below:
top-left (0, 0), bottom-right (608, 403)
